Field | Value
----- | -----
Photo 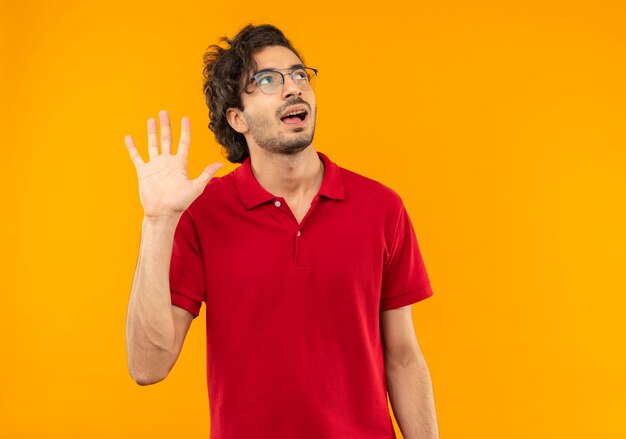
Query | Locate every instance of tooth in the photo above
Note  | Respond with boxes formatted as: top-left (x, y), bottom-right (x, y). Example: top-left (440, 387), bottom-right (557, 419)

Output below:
top-left (283, 109), bottom-right (305, 117)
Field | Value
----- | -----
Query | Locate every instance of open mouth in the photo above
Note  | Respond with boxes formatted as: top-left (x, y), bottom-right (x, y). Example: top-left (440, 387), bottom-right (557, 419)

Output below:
top-left (280, 109), bottom-right (308, 126)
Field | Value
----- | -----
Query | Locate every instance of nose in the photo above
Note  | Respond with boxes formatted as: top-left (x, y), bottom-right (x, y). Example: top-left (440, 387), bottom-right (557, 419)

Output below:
top-left (281, 73), bottom-right (302, 99)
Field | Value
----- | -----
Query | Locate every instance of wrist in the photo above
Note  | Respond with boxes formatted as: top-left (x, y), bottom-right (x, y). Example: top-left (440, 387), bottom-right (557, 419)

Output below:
top-left (142, 214), bottom-right (181, 229)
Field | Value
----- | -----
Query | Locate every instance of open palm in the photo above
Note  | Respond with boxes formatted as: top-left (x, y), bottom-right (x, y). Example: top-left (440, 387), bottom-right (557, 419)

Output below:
top-left (125, 110), bottom-right (223, 218)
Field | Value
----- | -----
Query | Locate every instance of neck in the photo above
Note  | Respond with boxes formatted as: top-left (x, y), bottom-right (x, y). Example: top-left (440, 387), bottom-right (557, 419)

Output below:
top-left (248, 146), bottom-right (324, 200)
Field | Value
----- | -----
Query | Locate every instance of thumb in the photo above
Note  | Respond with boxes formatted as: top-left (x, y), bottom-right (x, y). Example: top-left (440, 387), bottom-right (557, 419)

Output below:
top-left (193, 162), bottom-right (224, 191)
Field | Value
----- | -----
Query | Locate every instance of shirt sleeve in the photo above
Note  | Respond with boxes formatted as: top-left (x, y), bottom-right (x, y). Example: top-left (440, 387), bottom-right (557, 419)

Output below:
top-left (169, 209), bottom-right (206, 318)
top-left (380, 202), bottom-right (434, 311)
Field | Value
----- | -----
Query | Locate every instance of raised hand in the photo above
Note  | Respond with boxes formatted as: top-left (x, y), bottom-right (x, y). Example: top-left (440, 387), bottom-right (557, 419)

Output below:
top-left (125, 110), bottom-right (223, 218)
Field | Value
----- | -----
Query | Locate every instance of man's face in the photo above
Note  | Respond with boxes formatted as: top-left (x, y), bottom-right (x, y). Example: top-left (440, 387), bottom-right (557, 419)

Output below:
top-left (235, 45), bottom-right (317, 156)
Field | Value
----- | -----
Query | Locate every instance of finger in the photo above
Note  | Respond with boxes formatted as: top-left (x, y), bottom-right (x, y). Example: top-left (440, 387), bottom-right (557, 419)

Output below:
top-left (159, 109), bottom-right (172, 155)
top-left (124, 135), bottom-right (146, 169)
top-left (192, 162), bottom-right (224, 192)
top-left (147, 118), bottom-right (158, 160)
top-left (177, 116), bottom-right (191, 157)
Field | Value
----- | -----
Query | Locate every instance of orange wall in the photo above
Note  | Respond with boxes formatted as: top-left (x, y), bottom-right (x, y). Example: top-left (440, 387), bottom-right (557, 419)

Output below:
top-left (1, 1), bottom-right (625, 438)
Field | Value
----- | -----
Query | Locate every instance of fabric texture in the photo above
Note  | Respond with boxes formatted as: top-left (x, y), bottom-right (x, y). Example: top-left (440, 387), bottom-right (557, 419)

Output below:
top-left (169, 151), bottom-right (433, 439)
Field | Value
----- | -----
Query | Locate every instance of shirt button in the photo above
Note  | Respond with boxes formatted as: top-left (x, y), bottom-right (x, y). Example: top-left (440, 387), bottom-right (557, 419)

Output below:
top-left (274, 200), bottom-right (282, 207)
top-left (297, 230), bottom-right (301, 237)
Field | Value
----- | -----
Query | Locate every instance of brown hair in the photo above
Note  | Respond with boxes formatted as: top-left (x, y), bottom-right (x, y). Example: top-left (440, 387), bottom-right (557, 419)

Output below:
top-left (202, 24), bottom-right (305, 163)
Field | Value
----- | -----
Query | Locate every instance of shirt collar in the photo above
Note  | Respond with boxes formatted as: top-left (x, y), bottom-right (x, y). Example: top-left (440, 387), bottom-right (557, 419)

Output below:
top-left (234, 150), bottom-right (345, 210)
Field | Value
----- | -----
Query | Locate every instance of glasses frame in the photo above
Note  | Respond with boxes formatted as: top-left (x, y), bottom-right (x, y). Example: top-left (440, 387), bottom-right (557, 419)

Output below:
top-left (247, 66), bottom-right (318, 95)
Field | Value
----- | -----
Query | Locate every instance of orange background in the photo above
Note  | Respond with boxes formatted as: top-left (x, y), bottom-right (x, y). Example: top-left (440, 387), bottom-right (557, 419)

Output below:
top-left (2, 1), bottom-right (625, 438)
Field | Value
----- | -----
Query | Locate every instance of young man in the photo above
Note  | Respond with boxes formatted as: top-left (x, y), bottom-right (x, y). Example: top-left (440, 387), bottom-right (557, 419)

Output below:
top-left (125, 24), bottom-right (439, 439)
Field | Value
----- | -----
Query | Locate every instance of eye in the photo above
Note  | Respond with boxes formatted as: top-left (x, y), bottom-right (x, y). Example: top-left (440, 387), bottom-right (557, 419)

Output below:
top-left (257, 74), bottom-right (274, 86)
top-left (293, 69), bottom-right (309, 81)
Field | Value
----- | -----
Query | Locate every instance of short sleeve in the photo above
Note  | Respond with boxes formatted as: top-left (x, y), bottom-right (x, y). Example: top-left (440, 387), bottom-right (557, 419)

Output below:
top-left (380, 203), bottom-right (434, 311)
top-left (169, 209), bottom-right (206, 318)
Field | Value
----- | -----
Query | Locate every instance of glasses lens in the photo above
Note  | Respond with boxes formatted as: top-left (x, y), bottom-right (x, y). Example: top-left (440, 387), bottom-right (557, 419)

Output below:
top-left (256, 71), bottom-right (282, 94)
top-left (294, 68), bottom-right (317, 91)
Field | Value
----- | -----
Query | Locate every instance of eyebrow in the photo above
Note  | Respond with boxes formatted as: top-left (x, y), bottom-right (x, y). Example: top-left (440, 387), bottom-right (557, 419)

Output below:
top-left (253, 63), bottom-right (305, 76)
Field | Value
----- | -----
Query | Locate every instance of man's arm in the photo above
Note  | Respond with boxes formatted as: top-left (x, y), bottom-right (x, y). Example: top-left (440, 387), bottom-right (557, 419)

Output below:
top-left (125, 216), bottom-right (194, 386)
top-left (123, 110), bottom-right (222, 386)
top-left (381, 305), bottom-right (439, 439)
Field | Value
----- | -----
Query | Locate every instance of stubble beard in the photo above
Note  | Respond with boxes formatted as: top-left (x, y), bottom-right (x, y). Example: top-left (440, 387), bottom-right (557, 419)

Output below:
top-left (243, 107), bottom-right (317, 156)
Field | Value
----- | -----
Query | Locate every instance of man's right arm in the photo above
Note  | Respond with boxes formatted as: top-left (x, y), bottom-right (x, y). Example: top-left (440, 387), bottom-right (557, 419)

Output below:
top-left (123, 110), bottom-right (222, 385)
top-left (125, 215), bottom-right (194, 386)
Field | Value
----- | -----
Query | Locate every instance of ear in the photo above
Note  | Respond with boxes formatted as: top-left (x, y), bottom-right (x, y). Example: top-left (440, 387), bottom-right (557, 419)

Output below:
top-left (226, 108), bottom-right (248, 134)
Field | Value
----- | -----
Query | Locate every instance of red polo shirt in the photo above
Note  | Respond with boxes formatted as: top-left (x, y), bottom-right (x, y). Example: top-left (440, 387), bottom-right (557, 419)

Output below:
top-left (169, 150), bottom-right (433, 439)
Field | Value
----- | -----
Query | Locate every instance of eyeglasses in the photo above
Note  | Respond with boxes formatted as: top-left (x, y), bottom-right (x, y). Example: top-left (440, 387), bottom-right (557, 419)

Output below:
top-left (247, 66), bottom-right (318, 95)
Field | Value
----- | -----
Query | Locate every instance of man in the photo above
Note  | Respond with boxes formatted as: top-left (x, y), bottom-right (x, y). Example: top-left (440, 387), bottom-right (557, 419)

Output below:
top-left (125, 23), bottom-right (439, 439)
